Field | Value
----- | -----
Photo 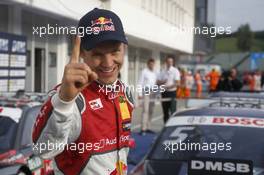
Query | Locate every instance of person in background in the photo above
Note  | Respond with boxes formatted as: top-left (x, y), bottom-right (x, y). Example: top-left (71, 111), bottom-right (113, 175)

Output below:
top-left (138, 58), bottom-right (157, 135)
top-left (249, 71), bottom-right (255, 92)
top-left (254, 70), bottom-right (262, 92)
top-left (177, 69), bottom-right (186, 98)
top-left (261, 71), bottom-right (264, 89)
top-left (242, 71), bottom-right (251, 91)
top-left (216, 68), bottom-right (242, 92)
top-left (229, 68), bottom-right (243, 92)
top-left (216, 71), bottom-right (229, 91)
top-left (194, 70), bottom-right (203, 98)
top-left (185, 71), bottom-right (194, 98)
top-left (206, 68), bottom-right (220, 92)
top-left (157, 56), bottom-right (180, 123)
top-left (14, 89), bottom-right (26, 99)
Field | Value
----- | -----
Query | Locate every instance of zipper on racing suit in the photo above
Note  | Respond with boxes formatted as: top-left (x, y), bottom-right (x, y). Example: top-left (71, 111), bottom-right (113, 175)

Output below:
top-left (112, 99), bottom-right (123, 175)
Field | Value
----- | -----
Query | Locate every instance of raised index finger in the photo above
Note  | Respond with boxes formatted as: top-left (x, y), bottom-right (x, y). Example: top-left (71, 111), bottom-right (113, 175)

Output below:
top-left (70, 36), bottom-right (81, 63)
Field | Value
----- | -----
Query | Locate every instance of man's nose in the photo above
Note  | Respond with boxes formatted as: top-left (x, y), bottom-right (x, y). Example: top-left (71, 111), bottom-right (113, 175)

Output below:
top-left (101, 54), bottom-right (114, 67)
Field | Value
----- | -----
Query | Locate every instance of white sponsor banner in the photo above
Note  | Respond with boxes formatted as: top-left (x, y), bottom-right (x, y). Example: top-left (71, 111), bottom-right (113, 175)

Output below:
top-left (166, 116), bottom-right (264, 128)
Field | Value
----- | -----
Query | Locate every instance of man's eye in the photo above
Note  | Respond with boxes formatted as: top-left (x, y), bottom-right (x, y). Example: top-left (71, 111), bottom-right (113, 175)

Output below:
top-left (92, 53), bottom-right (102, 57)
top-left (111, 50), bottom-right (120, 55)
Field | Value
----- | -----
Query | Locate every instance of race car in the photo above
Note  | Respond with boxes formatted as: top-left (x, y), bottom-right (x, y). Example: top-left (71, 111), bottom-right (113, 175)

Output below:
top-left (129, 105), bottom-right (264, 175)
top-left (209, 91), bottom-right (264, 100)
top-left (186, 92), bottom-right (264, 109)
top-left (0, 102), bottom-right (53, 175)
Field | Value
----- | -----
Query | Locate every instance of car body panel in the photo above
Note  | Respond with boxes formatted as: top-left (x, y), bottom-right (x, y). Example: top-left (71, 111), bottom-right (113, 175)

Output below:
top-left (0, 105), bottom-right (53, 175)
top-left (130, 107), bottom-right (264, 175)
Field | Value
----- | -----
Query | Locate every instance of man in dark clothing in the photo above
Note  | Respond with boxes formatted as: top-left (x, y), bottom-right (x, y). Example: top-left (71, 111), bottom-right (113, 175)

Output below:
top-left (229, 68), bottom-right (243, 91)
top-left (217, 68), bottom-right (243, 92)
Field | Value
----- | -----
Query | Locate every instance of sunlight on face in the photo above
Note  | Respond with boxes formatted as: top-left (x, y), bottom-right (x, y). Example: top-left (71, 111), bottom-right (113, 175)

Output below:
top-left (81, 41), bottom-right (126, 85)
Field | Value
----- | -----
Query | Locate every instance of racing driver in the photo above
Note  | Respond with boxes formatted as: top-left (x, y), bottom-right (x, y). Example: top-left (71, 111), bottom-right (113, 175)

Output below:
top-left (32, 8), bottom-right (134, 175)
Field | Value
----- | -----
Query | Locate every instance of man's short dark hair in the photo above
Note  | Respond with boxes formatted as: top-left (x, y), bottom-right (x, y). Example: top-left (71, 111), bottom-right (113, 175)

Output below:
top-left (166, 55), bottom-right (174, 59)
top-left (165, 55), bottom-right (175, 63)
top-left (165, 55), bottom-right (175, 65)
top-left (147, 58), bottom-right (155, 64)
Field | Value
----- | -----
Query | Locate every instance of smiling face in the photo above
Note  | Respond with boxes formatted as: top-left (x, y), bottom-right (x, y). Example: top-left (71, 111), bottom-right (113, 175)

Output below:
top-left (147, 60), bottom-right (155, 71)
top-left (81, 41), bottom-right (126, 85)
top-left (166, 57), bottom-right (174, 68)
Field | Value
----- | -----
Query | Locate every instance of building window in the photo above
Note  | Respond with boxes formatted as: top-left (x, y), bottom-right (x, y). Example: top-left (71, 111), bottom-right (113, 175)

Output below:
top-left (160, 0), bottom-right (164, 18)
top-left (141, 0), bottom-right (146, 9)
top-left (179, 9), bottom-right (182, 26)
top-left (49, 52), bottom-right (57, 67)
top-left (173, 3), bottom-right (177, 25)
top-left (154, 0), bottom-right (159, 16)
top-left (166, 0), bottom-right (169, 21)
top-left (139, 48), bottom-right (152, 71)
top-left (169, 1), bottom-right (174, 23)
top-left (167, 0), bottom-right (171, 22)
top-left (182, 11), bottom-right (185, 26)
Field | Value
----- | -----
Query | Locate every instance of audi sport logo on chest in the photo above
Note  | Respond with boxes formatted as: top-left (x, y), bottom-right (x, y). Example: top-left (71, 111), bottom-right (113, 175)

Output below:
top-left (188, 158), bottom-right (253, 175)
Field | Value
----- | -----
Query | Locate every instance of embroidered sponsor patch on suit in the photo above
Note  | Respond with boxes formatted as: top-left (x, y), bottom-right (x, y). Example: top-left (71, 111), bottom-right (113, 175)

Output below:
top-left (122, 121), bottom-right (131, 131)
top-left (88, 98), bottom-right (103, 110)
top-left (118, 96), bottom-right (130, 120)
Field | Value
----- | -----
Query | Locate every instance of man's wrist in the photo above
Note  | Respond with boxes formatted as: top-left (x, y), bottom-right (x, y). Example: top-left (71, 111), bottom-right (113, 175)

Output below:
top-left (51, 93), bottom-right (77, 113)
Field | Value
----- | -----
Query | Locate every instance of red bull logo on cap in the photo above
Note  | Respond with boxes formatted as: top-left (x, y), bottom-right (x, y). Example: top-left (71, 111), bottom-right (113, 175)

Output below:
top-left (110, 161), bottom-right (127, 175)
top-left (91, 17), bottom-right (113, 26)
top-left (91, 17), bottom-right (115, 33)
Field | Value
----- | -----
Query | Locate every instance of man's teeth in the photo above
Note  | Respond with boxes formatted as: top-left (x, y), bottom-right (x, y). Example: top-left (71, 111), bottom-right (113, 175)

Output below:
top-left (101, 68), bottom-right (114, 73)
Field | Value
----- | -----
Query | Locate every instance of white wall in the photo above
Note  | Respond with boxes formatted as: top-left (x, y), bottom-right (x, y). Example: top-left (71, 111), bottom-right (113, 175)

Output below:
top-left (11, 0), bottom-right (101, 20)
top-left (12, 0), bottom-right (194, 54)
top-left (111, 0), bottom-right (194, 54)
top-left (6, 0), bottom-right (195, 92)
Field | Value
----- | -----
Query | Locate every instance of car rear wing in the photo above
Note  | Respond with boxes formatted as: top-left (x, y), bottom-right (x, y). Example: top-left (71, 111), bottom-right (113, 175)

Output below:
top-left (209, 91), bottom-right (264, 99)
top-left (186, 97), bottom-right (264, 109)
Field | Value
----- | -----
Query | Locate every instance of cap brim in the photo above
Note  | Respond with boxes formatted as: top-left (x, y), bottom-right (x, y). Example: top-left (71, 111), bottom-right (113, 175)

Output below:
top-left (81, 33), bottom-right (128, 51)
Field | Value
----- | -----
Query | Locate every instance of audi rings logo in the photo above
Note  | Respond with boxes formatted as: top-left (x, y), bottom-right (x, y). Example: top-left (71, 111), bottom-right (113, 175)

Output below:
top-left (187, 117), bottom-right (207, 124)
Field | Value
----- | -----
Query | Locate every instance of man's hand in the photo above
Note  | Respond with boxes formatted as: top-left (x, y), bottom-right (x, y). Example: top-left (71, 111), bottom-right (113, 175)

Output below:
top-left (59, 36), bottom-right (98, 102)
top-left (156, 80), bottom-right (167, 86)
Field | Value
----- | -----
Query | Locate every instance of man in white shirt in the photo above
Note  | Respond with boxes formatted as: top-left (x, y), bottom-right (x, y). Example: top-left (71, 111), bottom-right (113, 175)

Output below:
top-left (157, 56), bottom-right (180, 123)
top-left (138, 58), bottom-right (157, 135)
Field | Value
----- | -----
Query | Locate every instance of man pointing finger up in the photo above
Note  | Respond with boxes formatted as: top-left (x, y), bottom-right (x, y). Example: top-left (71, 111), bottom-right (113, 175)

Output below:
top-left (32, 8), bottom-right (134, 175)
